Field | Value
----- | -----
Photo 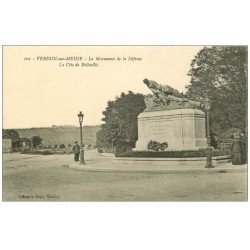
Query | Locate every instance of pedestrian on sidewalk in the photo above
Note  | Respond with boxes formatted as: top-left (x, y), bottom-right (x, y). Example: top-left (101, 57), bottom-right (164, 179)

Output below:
top-left (231, 133), bottom-right (244, 165)
top-left (240, 131), bottom-right (247, 164)
top-left (72, 141), bottom-right (80, 162)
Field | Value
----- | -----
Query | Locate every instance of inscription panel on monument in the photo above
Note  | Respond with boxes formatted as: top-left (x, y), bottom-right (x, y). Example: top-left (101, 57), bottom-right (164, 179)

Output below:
top-left (183, 119), bottom-right (194, 137)
top-left (153, 120), bottom-right (173, 142)
top-left (140, 119), bottom-right (174, 142)
top-left (174, 119), bottom-right (182, 137)
top-left (195, 119), bottom-right (206, 138)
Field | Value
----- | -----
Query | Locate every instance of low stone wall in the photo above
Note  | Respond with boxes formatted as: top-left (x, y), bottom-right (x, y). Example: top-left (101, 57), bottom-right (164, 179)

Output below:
top-left (113, 155), bottom-right (232, 167)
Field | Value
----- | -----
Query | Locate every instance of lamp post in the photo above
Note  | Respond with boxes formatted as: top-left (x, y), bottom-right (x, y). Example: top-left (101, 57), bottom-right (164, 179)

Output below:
top-left (77, 111), bottom-right (85, 164)
top-left (203, 97), bottom-right (214, 168)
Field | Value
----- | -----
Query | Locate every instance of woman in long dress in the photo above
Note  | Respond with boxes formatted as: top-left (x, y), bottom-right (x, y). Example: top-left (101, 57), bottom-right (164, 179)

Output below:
top-left (231, 133), bottom-right (244, 165)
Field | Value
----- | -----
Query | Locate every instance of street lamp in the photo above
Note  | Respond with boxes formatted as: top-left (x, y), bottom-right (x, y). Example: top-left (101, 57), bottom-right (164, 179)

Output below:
top-left (203, 97), bottom-right (214, 168)
top-left (77, 111), bottom-right (85, 164)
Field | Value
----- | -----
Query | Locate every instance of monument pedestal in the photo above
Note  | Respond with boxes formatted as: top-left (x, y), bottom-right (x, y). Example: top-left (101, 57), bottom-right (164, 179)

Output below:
top-left (134, 108), bottom-right (207, 151)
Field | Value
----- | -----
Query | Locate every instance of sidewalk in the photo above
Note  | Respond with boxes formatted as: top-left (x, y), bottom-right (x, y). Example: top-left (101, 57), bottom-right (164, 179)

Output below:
top-left (68, 160), bottom-right (247, 174)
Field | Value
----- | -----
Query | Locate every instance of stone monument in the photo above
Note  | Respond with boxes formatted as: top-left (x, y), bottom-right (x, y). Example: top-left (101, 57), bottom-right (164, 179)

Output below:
top-left (134, 79), bottom-right (207, 151)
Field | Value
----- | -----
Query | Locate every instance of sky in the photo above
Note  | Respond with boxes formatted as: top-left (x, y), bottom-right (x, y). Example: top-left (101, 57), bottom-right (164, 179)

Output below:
top-left (3, 46), bottom-right (203, 129)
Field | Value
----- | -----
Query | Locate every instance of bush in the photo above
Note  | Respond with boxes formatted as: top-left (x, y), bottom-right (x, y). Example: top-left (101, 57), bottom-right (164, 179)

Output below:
top-left (116, 149), bottom-right (230, 158)
top-left (43, 150), bottom-right (53, 155)
top-left (59, 144), bottom-right (66, 148)
top-left (21, 149), bottom-right (53, 155)
top-left (160, 142), bottom-right (168, 151)
top-left (218, 143), bottom-right (232, 155)
top-left (20, 148), bottom-right (31, 153)
top-left (219, 128), bottom-right (242, 141)
top-left (147, 140), bottom-right (168, 151)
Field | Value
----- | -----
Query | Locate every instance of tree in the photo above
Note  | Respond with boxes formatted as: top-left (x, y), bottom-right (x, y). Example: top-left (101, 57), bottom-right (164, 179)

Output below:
top-left (3, 129), bottom-right (20, 139)
top-left (185, 46), bottom-right (247, 142)
top-left (31, 136), bottom-right (42, 148)
top-left (96, 91), bottom-right (146, 153)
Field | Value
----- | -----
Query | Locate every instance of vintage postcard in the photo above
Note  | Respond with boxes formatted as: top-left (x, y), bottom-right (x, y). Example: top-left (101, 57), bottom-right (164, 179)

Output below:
top-left (2, 45), bottom-right (247, 201)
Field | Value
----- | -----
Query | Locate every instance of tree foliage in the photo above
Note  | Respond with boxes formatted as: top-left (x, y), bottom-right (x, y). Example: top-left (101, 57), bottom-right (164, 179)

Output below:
top-left (3, 129), bottom-right (20, 139)
top-left (185, 46), bottom-right (247, 141)
top-left (96, 91), bottom-right (146, 152)
top-left (31, 136), bottom-right (42, 148)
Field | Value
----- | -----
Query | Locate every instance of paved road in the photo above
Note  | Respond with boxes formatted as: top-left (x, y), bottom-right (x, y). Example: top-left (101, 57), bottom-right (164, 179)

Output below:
top-left (2, 150), bottom-right (248, 201)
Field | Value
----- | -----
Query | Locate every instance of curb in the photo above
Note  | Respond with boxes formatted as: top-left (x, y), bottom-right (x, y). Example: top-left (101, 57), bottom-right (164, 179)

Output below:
top-left (98, 153), bottom-right (114, 157)
top-left (66, 164), bottom-right (247, 174)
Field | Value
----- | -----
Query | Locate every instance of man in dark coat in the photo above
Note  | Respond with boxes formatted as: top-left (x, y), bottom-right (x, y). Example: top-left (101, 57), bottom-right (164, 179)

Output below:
top-left (72, 141), bottom-right (80, 162)
top-left (231, 133), bottom-right (244, 165)
top-left (240, 132), bottom-right (247, 164)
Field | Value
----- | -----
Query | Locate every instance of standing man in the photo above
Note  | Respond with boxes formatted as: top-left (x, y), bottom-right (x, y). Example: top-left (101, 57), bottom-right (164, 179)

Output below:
top-left (240, 131), bottom-right (247, 164)
top-left (73, 141), bottom-right (80, 162)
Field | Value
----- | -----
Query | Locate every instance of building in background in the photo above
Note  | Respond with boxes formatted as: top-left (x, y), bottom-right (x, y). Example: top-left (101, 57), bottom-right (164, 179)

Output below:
top-left (2, 130), bottom-right (29, 153)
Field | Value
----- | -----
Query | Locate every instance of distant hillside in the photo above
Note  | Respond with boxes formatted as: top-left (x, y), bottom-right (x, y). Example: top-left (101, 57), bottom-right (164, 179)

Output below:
top-left (15, 125), bottom-right (100, 147)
